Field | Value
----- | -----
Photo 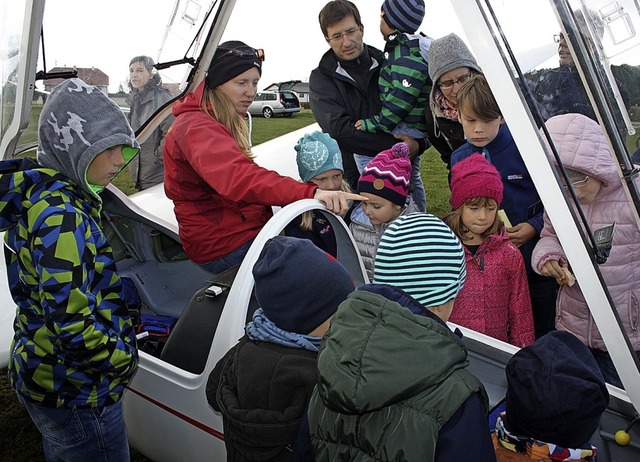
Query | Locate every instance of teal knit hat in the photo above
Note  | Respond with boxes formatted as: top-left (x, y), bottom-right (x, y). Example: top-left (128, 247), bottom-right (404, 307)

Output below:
top-left (373, 213), bottom-right (466, 307)
top-left (295, 131), bottom-right (343, 182)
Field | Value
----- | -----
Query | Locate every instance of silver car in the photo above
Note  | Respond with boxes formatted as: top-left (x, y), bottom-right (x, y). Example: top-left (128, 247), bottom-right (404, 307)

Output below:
top-left (248, 90), bottom-right (301, 118)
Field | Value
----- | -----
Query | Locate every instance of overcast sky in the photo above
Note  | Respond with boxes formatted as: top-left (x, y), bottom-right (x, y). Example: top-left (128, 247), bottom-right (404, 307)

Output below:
top-left (39, 0), bottom-right (563, 92)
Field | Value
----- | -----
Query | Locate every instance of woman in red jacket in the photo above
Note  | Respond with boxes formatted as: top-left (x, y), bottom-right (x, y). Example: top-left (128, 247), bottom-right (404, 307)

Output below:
top-left (164, 41), bottom-right (362, 274)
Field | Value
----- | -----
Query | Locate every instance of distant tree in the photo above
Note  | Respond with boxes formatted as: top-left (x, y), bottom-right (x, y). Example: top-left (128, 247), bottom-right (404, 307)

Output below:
top-left (612, 64), bottom-right (640, 107)
top-left (118, 80), bottom-right (130, 94)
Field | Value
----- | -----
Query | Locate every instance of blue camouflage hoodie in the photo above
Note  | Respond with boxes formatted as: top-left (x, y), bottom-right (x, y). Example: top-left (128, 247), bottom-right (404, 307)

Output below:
top-left (0, 78), bottom-right (139, 408)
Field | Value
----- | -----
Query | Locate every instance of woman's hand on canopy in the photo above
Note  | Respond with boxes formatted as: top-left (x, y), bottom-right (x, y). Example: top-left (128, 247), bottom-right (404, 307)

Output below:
top-left (314, 190), bottom-right (367, 216)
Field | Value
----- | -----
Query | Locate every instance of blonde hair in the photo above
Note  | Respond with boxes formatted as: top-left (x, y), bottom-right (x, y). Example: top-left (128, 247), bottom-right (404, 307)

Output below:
top-left (201, 87), bottom-right (254, 160)
top-left (444, 196), bottom-right (501, 242)
top-left (298, 179), bottom-right (352, 231)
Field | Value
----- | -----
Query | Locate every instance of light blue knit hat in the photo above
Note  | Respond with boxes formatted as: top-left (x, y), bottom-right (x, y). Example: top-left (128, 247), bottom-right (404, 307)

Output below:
top-left (295, 131), bottom-right (343, 182)
top-left (373, 213), bottom-right (466, 308)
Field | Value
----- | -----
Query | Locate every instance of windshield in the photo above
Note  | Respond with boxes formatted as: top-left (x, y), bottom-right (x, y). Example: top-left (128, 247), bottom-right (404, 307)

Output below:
top-left (0, 1), bottom-right (26, 148)
top-left (11, 0), bottom-right (223, 154)
top-left (473, 0), bottom-right (640, 156)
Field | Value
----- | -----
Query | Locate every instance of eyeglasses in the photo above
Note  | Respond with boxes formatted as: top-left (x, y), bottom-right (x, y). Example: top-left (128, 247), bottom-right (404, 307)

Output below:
top-left (222, 47), bottom-right (265, 62)
top-left (553, 33), bottom-right (565, 43)
top-left (326, 26), bottom-right (362, 43)
top-left (562, 175), bottom-right (589, 189)
top-left (438, 72), bottom-right (472, 90)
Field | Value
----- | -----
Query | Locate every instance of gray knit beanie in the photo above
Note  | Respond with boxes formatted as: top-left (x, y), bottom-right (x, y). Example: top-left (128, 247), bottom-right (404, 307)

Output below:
top-left (382, 0), bottom-right (425, 34)
top-left (37, 78), bottom-right (139, 198)
top-left (374, 213), bottom-right (466, 307)
top-left (428, 33), bottom-right (481, 85)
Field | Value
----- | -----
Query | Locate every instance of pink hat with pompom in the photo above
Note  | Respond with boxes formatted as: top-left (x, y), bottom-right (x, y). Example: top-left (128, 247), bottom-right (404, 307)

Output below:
top-left (357, 142), bottom-right (412, 206)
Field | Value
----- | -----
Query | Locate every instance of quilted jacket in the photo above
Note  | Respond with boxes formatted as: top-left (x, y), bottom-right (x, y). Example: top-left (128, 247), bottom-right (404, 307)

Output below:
top-left (532, 113), bottom-right (640, 351)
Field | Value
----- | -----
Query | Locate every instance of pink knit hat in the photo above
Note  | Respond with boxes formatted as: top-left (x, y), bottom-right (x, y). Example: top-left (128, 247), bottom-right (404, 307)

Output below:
top-left (450, 153), bottom-right (503, 209)
top-left (357, 142), bottom-right (412, 206)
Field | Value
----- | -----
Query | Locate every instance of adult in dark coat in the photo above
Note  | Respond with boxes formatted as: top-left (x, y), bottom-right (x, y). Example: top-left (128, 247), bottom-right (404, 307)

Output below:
top-left (309, 0), bottom-right (426, 193)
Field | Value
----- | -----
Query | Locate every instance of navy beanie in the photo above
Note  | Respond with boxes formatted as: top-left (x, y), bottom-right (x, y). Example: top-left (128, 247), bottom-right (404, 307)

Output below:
top-left (504, 331), bottom-right (609, 447)
top-left (382, 0), bottom-right (425, 34)
top-left (206, 40), bottom-right (262, 89)
top-left (252, 236), bottom-right (355, 334)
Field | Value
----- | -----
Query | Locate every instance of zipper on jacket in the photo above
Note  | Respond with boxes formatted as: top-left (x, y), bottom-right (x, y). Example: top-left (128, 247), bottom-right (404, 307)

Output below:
top-left (473, 254), bottom-right (484, 272)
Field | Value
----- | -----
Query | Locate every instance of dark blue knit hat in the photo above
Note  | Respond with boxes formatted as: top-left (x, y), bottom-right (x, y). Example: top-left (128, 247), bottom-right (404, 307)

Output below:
top-left (252, 236), bottom-right (355, 334)
top-left (382, 0), bottom-right (425, 34)
top-left (505, 331), bottom-right (609, 447)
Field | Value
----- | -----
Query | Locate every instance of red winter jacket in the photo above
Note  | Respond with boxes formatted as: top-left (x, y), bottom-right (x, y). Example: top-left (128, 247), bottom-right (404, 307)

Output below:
top-left (450, 230), bottom-right (535, 347)
top-left (163, 82), bottom-right (316, 263)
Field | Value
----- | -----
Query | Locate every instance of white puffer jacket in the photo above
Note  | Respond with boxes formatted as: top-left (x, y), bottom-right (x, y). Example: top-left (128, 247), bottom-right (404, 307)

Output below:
top-left (532, 113), bottom-right (640, 351)
top-left (349, 198), bottom-right (420, 281)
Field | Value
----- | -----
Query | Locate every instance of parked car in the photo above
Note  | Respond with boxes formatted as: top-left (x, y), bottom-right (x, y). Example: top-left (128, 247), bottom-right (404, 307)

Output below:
top-left (248, 90), bottom-right (300, 118)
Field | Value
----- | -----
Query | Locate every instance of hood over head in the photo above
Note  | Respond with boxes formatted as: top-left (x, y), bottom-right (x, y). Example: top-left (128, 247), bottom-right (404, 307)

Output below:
top-left (543, 113), bottom-right (620, 189)
top-left (37, 78), bottom-right (139, 199)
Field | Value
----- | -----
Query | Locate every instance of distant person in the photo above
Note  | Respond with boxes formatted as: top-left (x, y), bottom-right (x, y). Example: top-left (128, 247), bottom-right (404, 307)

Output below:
top-left (532, 113), bottom-right (640, 388)
top-left (127, 55), bottom-right (174, 190)
top-left (533, 10), bottom-right (629, 137)
top-left (0, 78), bottom-right (139, 461)
top-left (348, 142), bottom-right (419, 280)
top-left (206, 236), bottom-right (355, 461)
top-left (451, 74), bottom-right (557, 339)
top-left (309, 0), bottom-right (427, 203)
top-left (308, 213), bottom-right (496, 461)
top-left (494, 331), bottom-right (609, 461)
top-left (446, 154), bottom-right (535, 347)
top-left (354, 0), bottom-right (430, 211)
top-left (163, 40), bottom-right (364, 276)
top-left (284, 131), bottom-right (352, 257)
top-left (425, 32), bottom-right (482, 170)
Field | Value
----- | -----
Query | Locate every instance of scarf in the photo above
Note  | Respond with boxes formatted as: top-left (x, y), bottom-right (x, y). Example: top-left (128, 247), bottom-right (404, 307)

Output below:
top-left (495, 414), bottom-right (598, 461)
top-left (435, 90), bottom-right (459, 121)
top-left (245, 308), bottom-right (321, 352)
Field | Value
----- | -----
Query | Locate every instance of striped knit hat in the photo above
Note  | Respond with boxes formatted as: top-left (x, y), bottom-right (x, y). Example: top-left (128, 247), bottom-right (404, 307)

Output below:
top-left (357, 142), bottom-right (412, 206)
top-left (374, 213), bottom-right (466, 308)
top-left (382, 0), bottom-right (425, 34)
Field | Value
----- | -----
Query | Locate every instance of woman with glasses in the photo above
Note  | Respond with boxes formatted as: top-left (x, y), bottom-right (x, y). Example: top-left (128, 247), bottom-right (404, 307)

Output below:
top-left (163, 41), bottom-right (364, 276)
top-left (424, 33), bottom-right (482, 171)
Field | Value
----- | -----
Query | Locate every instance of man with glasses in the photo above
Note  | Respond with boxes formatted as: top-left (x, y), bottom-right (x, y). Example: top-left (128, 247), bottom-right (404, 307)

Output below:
top-left (533, 10), bottom-right (629, 130)
top-left (309, 0), bottom-right (427, 194)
